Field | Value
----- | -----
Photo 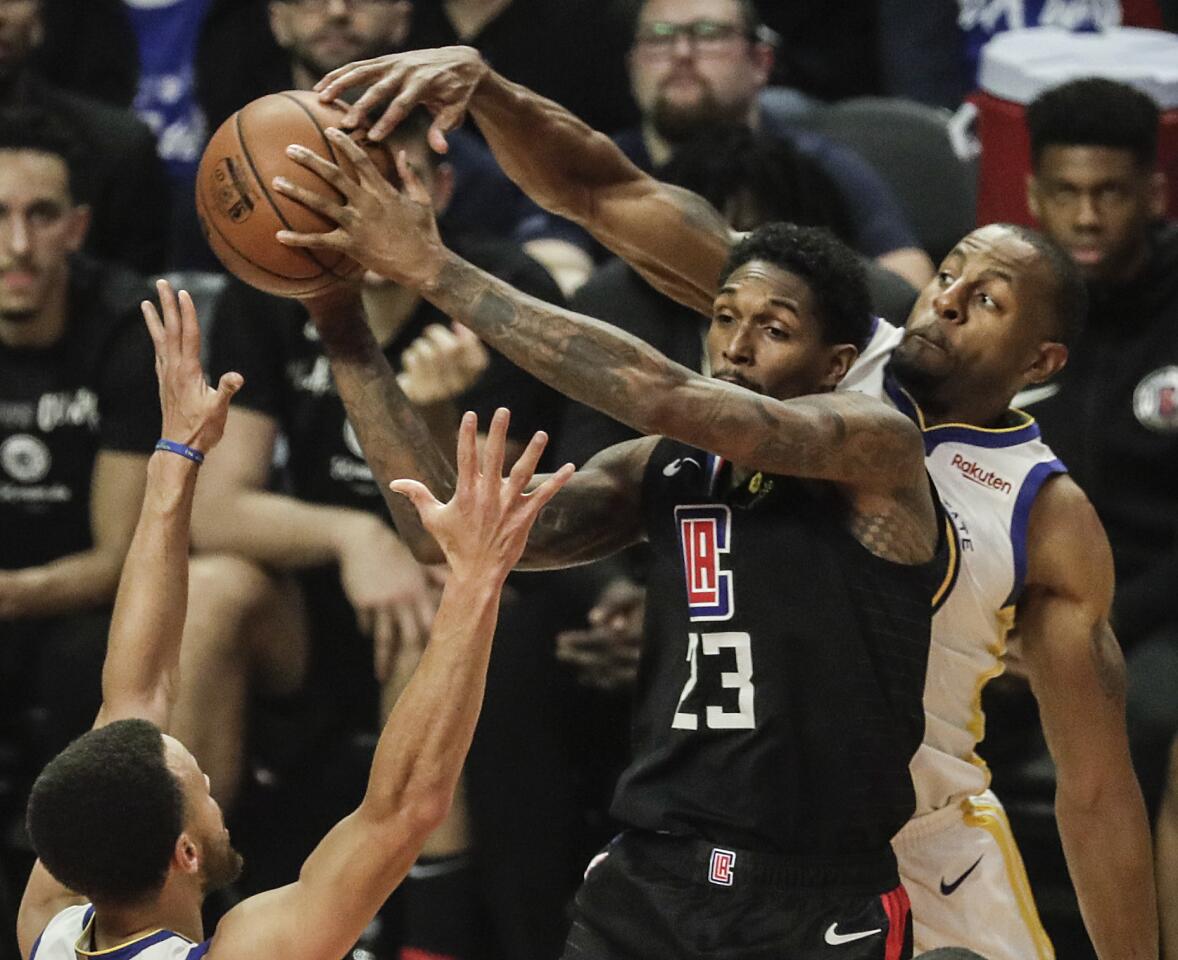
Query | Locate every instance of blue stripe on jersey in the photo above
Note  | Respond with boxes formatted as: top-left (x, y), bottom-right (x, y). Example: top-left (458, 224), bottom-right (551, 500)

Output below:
top-left (28, 930), bottom-right (44, 960)
top-left (883, 373), bottom-right (1044, 452)
top-left (185, 941), bottom-right (212, 960)
top-left (1004, 458), bottom-right (1067, 608)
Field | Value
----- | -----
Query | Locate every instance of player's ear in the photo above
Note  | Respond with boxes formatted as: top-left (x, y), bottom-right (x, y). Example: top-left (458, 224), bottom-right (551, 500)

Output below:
top-left (1025, 340), bottom-right (1067, 385)
top-left (173, 832), bottom-right (200, 876)
top-left (821, 343), bottom-right (858, 389)
top-left (1026, 172), bottom-right (1043, 223)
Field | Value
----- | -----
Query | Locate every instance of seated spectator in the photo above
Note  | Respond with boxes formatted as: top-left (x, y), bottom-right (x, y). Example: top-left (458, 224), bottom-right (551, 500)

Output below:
top-left (0, 0), bottom-right (168, 274)
top-left (518, 0), bottom-right (936, 291)
top-left (0, 112), bottom-right (157, 892)
top-left (175, 108), bottom-right (563, 960)
top-left (1019, 75), bottom-right (1178, 938)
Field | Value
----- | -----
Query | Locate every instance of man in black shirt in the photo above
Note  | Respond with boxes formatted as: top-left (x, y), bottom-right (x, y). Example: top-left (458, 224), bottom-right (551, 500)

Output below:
top-left (278, 121), bottom-right (948, 953)
top-left (0, 1), bottom-right (168, 273)
top-left (0, 112), bottom-right (157, 895)
top-left (1022, 76), bottom-right (1178, 954)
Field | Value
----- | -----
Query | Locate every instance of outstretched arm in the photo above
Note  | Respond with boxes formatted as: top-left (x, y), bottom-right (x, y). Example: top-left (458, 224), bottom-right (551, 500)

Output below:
top-left (18, 281), bottom-right (241, 958)
top-left (305, 289), bottom-right (654, 570)
top-left (315, 47), bottom-right (733, 315)
top-left (206, 413), bottom-right (573, 960)
top-left (277, 140), bottom-right (926, 501)
top-left (1018, 476), bottom-right (1157, 960)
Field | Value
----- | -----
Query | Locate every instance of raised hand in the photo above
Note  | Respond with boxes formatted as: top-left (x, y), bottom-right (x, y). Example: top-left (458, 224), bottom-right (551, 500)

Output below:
top-left (313, 46), bottom-right (490, 147)
top-left (397, 322), bottom-right (489, 406)
top-left (274, 131), bottom-right (444, 289)
top-left (141, 278), bottom-right (242, 454)
top-left (390, 408), bottom-right (575, 581)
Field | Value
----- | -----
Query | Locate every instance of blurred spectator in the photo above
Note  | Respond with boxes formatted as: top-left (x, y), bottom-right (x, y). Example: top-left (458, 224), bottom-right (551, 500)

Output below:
top-left (265, 0), bottom-right (544, 250)
top-left (1020, 74), bottom-right (1178, 865)
top-left (519, 0), bottom-right (935, 292)
top-left (878, 0), bottom-right (1176, 110)
top-left (404, 0), bottom-right (638, 133)
top-left (177, 109), bottom-right (563, 960)
top-left (0, 0), bottom-right (169, 274)
top-left (0, 111), bottom-right (157, 889)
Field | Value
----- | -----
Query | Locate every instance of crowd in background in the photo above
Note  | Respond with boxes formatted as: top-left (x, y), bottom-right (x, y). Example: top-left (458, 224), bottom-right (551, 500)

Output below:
top-left (1, 1), bottom-right (1178, 959)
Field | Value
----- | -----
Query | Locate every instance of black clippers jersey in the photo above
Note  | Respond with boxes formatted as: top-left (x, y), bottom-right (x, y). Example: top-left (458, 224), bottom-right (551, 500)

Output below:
top-left (612, 439), bottom-right (948, 859)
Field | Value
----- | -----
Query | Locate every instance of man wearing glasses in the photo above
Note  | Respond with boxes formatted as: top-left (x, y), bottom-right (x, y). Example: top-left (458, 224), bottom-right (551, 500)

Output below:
top-left (519, 0), bottom-right (935, 291)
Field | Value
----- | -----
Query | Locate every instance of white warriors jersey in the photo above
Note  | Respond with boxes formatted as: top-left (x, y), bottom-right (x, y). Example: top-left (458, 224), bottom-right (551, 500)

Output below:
top-left (31, 904), bottom-right (209, 960)
top-left (841, 319), bottom-right (1066, 815)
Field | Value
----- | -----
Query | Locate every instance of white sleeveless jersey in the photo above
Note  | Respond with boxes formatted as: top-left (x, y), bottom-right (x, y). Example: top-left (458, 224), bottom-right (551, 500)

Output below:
top-left (31, 905), bottom-right (208, 960)
top-left (843, 319), bottom-right (1066, 815)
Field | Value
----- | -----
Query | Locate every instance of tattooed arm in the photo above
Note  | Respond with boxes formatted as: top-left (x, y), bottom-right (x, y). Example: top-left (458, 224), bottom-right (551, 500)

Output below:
top-left (306, 291), bottom-right (651, 570)
top-left (1017, 475), bottom-right (1157, 960)
top-left (315, 46), bottom-right (733, 316)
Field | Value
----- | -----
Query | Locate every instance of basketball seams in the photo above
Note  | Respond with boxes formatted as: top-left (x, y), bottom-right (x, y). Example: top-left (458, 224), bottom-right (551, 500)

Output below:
top-left (277, 91), bottom-right (363, 282)
top-left (197, 185), bottom-right (335, 294)
top-left (233, 103), bottom-right (343, 279)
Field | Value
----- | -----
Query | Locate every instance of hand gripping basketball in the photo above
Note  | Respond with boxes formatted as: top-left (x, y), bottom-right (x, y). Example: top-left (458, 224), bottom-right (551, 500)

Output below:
top-left (274, 129), bottom-right (446, 290)
top-left (390, 409), bottom-right (575, 582)
top-left (313, 45), bottom-right (490, 147)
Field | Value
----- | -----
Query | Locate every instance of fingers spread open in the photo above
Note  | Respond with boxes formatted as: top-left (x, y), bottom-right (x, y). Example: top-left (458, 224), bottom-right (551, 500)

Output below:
top-left (390, 478), bottom-right (438, 518)
top-left (527, 462), bottom-right (576, 513)
top-left (141, 299), bottom-right (166, 354)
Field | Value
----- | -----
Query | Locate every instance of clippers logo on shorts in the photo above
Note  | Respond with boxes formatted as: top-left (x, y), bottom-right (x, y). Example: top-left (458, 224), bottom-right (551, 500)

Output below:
top-left (675, 505), bottom-right (733, 622)
top-left (709, 848), bottom-right (736, 886)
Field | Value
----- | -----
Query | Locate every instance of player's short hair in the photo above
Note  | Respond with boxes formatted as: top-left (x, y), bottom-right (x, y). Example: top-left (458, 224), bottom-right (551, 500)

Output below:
top-left (0, 107), bottom-right (79, 196)
top-left (27, 719), bottom-right (185, 903)
top-left (995, 222), bottom-right (1087, 347)
top-left (721, 222), bottom-right (873, 351)
top-left (1027, 77), bottom-right (1160, 169)
top-left (656, 128), bottom-right (855, 242)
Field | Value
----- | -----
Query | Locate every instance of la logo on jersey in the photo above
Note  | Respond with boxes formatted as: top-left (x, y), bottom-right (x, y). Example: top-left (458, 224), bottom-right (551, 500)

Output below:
top-left (676, 505), bottom-right (734, 621)
top-left (709, 848), bottom-right (736, 886)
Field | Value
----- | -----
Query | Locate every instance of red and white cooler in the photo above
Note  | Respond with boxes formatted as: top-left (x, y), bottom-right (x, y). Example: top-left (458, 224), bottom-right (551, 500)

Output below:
top-left (973, 27), bottom-right (1178, 227)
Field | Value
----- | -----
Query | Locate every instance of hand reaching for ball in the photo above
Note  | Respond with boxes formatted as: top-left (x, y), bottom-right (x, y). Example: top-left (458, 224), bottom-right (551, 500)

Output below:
top-left (273, 128), bottom-right (448, 292)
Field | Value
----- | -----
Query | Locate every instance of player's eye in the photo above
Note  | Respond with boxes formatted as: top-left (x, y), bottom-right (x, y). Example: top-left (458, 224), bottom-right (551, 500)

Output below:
top-left (936, 270), bottom-right (955, 286)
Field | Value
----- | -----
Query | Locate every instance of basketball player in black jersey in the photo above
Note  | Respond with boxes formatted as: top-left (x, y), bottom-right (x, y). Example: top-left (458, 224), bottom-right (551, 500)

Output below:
top-left (306, 46), bottom-right (1156, 960)
top-left (274, 130), bottom-right (951, 954)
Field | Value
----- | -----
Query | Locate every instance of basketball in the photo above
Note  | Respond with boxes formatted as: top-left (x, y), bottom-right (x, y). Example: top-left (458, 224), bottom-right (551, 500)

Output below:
top-left (195, 90), bottom-right (391, 299)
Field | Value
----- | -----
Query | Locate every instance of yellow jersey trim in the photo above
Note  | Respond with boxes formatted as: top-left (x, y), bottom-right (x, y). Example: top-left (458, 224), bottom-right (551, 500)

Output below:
top-left (894, 383), bottom-right (1036, 435)
top-left (931, 516), bottom-right (960, 610)
top-left (962, 796), bottom-right (1055, 960)
top-left (74, 919), bottom-right (170, 958)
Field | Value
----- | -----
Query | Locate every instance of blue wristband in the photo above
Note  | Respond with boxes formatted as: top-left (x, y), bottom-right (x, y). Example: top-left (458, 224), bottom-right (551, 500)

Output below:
top-left (155, 438), bottom-right (205, 465)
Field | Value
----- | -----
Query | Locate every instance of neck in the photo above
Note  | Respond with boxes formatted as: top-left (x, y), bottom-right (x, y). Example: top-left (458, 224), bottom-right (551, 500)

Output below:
top-left (361, 280), bottom-right (422, 347)
top-left (903, 384), bottom-right (1015, 430)
top-left (444, 0), bottom-right (513, 38)
top-left (90, 895), bottom-right (203, 951)
top-left (291, 60), bottom-right (316, 92)
top-left (0, 273), bottom-right (70, 349)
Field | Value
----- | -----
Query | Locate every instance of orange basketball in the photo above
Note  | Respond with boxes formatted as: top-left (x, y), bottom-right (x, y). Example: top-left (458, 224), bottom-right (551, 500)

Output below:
top-left (195, 90), bottom-right (390, 299)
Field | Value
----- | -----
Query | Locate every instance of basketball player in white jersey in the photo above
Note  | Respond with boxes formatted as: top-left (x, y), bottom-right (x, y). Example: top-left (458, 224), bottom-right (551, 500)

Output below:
top-left (16, 279), bottom-right (573, 960)
top-left (297, 44), bottom-right (1157, 960)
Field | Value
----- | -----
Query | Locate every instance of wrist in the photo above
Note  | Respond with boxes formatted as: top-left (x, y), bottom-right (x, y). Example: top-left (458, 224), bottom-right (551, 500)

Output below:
top-left (155, 438), bottom-right (204, 464)
top-left (414, 242), bottom-right (451, 295)
top-left (332, 510), bottom-right (384, 558)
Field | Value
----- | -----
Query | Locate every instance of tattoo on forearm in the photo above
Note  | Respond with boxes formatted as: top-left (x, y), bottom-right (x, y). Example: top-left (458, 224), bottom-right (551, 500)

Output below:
top-left (1090, 621), bottom-right (1127, 701)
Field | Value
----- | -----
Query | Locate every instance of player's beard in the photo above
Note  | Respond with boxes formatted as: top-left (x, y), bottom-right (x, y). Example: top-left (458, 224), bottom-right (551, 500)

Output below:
top-left (200, 833), bottom-right (244, 894)
top-left (888, 344), bottom-right (951, 409)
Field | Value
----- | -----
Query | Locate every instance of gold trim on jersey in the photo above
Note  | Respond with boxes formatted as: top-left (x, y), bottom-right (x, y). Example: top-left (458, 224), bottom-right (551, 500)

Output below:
top-left (931, 516), bottom-right (960, 611)
top-left (894, 384), bottom-right (1036, 435)
top-left (74, 919), bottom-right (170, 958)
top-left (964, 606), bottom-right (1015, 774)
top-left (962, 796), bottom-right (1055, 960)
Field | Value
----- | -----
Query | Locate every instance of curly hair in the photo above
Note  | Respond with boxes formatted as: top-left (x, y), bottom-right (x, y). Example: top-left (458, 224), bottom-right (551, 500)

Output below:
top-left (721, 222), bottom-right (873, 350)
top-left (1027, 77), bottom-right (1160, 169)
top-left (27, 719), bottom-right (185, 903)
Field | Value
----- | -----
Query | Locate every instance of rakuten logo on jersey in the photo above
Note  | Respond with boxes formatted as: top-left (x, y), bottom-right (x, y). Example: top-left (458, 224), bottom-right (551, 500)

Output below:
top-left (950, 453), bottom-right (1012, 495)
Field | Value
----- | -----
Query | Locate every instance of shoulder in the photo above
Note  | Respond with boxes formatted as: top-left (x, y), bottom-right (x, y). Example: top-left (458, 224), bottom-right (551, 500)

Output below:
top-left (1025, 473), bottom-right (1114, 601)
